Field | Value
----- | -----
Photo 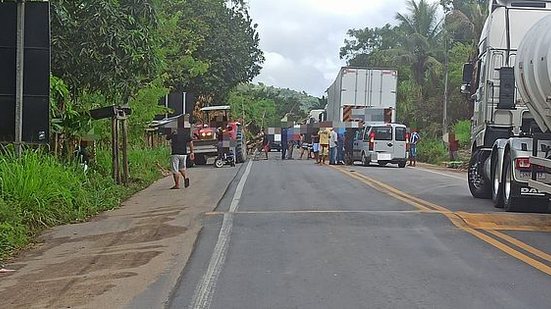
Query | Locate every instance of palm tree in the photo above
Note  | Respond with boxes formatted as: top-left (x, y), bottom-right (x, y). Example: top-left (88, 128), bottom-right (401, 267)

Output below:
top-left (395, 0), bottom-right (444, 85)
top-left (442, 0), bottom-right (488, 58)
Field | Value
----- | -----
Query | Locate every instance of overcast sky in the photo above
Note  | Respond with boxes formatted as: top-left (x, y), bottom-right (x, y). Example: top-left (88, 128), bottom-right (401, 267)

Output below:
top-left (248, 0), bottom-right (416, 97)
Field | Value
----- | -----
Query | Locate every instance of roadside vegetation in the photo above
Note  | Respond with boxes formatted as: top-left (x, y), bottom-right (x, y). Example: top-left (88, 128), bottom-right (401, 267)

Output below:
top-left (340, 0), bottom-right (488, 162)
top-left (1, 0), bottom-right (264, 260)
top-left (0, 148), bottom-right (169, 259)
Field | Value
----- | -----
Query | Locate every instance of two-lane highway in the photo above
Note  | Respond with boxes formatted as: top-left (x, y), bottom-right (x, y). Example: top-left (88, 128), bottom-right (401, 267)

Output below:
top-left (169, 157), bottom-right (551, 309)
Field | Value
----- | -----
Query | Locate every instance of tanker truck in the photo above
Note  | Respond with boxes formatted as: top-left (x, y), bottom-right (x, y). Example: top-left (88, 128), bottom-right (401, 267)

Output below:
top-left (462, 0), bottom-right (551, 211)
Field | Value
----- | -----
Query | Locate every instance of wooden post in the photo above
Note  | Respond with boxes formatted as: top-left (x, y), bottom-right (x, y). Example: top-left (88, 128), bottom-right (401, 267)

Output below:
top-left (121, 115), bottom-right (129, 186)
top-left (14, 1), bottom-right (25, 156)
top-left (111, 116), bottom-right (120, 184)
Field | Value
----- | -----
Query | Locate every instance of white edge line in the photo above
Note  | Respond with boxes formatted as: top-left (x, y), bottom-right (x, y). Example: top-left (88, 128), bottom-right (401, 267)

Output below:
top-left (414, 167), bottom-right (466, 181)
top-left (189, 160), bottom-right (253, 309)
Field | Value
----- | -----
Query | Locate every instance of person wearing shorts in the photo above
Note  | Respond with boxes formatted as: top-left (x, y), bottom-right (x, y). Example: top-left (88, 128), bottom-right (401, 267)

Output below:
top-left (166, 129), bottom-right (194, 189)
top-left (299, 134), bottom-right (310, 160)
top-left (319, 128), bottom-right (330, 165)
top-left (311, 130), bottom-right (320, 163)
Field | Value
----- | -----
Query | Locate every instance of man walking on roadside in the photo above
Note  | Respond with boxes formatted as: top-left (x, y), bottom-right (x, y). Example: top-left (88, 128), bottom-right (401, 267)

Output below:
top-left (166, 128), bottom-right (194, 189)
top-left (409, 129), bottom-right (420, 167)
top-left (329, 128), bottom-right (338, 165)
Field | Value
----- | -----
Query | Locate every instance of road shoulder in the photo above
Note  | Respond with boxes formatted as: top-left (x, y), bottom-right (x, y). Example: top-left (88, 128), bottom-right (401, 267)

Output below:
top-left (0, 165), bottom-right (240, 309)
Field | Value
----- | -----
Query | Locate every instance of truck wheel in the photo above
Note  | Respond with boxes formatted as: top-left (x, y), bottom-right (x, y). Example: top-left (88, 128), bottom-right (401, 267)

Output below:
top-left (195, 154), bottom-right (207, 166)
top-left (398, 161), bottom-right (407, 168)
top-left (468, 149), bottom-right (491, 199)
top-left (502, 152), bottom-right (521, 212)
top-left (491, 157), bottom-right (504, 208)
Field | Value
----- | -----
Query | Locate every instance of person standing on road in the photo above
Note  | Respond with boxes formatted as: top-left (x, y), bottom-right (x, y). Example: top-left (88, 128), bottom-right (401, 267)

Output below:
top-left (409, 129), bottom-right (420, 167)
top-left (311, 129), bottom-right (320, 163)
top-left (166, 128), bottom-right (194, 189)
top-left (299, 133), bottom-right (309, 160)
top-left (319, 128), bottom-right (330, 165)
top-left (329, 128), bottom-right (338, 165)
top-left (281, 127), bottom-right (288, 160)
top-left (337, 131), bottom-right (345, 165)
top-left (262, 131), bottom-right (270, 160)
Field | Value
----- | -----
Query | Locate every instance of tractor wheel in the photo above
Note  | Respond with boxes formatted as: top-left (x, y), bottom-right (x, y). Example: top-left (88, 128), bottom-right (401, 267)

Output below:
top-left (194, 154), bottom-right (207, 166)
top-left (235, 126), bottom-right (247, 163)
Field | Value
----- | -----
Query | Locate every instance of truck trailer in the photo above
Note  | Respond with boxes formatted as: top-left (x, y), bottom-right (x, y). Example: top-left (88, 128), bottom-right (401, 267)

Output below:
top-left (326, 67), bottom-right (398, 123)
top-left (463, 0), bottom-right (551, 211)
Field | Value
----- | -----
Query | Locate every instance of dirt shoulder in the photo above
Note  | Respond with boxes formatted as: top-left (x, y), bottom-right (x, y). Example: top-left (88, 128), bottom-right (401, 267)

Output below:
top-left (0, 165), bottom-right (240, 309)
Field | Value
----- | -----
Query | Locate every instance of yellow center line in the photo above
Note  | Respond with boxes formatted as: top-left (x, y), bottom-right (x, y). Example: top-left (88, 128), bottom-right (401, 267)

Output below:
top-left (331, 165), bottom-right (551, 275)
top-left (487, 230), bottom-right (551, 264)
top-left (205, 210), bottom-right (434, 215)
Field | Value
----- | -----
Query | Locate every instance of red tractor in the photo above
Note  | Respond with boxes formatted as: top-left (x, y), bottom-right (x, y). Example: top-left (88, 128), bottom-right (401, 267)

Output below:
top-left (192, 105), bottom-right (246, 165)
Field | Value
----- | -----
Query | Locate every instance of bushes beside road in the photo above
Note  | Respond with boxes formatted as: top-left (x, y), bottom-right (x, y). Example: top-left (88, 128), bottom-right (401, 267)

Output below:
top-left (0, 147), bottom-right (169, 260)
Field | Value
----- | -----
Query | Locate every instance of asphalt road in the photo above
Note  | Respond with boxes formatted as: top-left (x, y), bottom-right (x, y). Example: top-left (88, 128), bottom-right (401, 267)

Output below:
top-left (168, 155), bottom-right (551, 309)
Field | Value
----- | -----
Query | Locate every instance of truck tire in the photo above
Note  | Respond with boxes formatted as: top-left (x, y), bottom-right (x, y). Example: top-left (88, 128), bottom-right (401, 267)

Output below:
top-left (491, 156), bottom-right (504, 208)
top-left (195, 154), bottom-right (207, 166)
top-left (468, 149), bottom-right (491, 199)
top-left (502, 152), bottom-right (522, 212)
top-left (235, 126), bottom-right (246, 163)
top-left (398, 161), bottom-right (407, 168)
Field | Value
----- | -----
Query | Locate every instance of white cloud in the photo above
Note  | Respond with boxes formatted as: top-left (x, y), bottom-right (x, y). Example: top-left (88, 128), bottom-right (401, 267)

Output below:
top-left (249, 0), bottom-right (440, 97)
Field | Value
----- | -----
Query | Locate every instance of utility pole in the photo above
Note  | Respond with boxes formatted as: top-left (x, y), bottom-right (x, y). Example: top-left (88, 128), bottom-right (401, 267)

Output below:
top-left (15, 0), bottom-right (25, 156)
top-left (443, 32), bottom-right (450, 139)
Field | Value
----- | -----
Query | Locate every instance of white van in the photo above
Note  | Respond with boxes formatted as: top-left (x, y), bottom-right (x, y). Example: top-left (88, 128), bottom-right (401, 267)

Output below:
top-left (352, 124), bottom-right (408, 168)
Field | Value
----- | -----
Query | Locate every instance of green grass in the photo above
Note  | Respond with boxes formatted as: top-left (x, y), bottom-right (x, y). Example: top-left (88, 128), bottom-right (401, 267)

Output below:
top-left (417, 138), bottom-right (448, 164)
top-left (454, 120), bottom-right (471, 148)
top-left (0, 147), bottom-right (169, 260)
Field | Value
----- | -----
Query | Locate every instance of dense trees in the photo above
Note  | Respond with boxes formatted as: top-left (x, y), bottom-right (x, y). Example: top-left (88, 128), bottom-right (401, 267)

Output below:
top-left (340, 0), bottom-right (488, 136)
top-left (48, 0), bottom-right (263, 148)
top-left (228, 83), bottom-right (320, 136)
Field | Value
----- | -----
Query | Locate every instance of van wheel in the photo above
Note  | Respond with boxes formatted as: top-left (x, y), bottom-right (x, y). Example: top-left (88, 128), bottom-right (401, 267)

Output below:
top-left (362, 153), bottom-right (369, 167)
top-left (491, 157), bottom-right (504, 208)
top-left (468, 149), bottom-right (491, 199)
top-left (398, 161), bottom-right (406, 168)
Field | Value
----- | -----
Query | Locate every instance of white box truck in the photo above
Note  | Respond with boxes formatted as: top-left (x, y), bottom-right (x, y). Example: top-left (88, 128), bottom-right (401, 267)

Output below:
top-left (326, 67), bottom-right (398, 123)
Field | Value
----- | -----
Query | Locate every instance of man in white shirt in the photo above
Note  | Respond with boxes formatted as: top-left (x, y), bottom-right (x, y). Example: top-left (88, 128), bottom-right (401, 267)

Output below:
top-left (329, 128), bottom-right (338, 165)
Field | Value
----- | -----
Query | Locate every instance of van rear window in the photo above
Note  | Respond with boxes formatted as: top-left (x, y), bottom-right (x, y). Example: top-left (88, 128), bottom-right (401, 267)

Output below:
top-left (372, 127), bottom-right (392, 141)
top-left (395, 127), bottom-right (406, 141)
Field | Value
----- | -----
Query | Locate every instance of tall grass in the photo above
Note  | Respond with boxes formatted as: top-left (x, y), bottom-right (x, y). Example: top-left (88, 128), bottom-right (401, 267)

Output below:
top-left (0, 147), bottom-right (169, 259)
top-left (417, 138), bottom-right (448, 164)
top-left (454, 120), bottom-right (471, 148)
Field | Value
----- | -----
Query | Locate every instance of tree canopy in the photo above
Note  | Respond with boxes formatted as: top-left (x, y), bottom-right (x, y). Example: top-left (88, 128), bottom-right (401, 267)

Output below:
top-left (340, 0), bottom-right (487, 135)
top-left (48, 0), bottom-right (264, 150)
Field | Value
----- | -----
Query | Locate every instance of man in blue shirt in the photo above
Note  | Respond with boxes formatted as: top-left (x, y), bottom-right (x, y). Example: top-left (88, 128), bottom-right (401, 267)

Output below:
top-left (409, 129), bottom-right (420, 167)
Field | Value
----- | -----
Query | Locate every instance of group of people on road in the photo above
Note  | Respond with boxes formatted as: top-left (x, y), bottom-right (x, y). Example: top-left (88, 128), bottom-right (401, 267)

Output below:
top-left (165, 125), bottom-right (421, 189)
top-left (259, 127), bottom-right (346, 165)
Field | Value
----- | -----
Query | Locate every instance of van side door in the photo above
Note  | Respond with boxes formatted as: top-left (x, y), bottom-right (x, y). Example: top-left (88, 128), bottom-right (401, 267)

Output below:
top-left (393, 126), bottom-right (407, 160)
